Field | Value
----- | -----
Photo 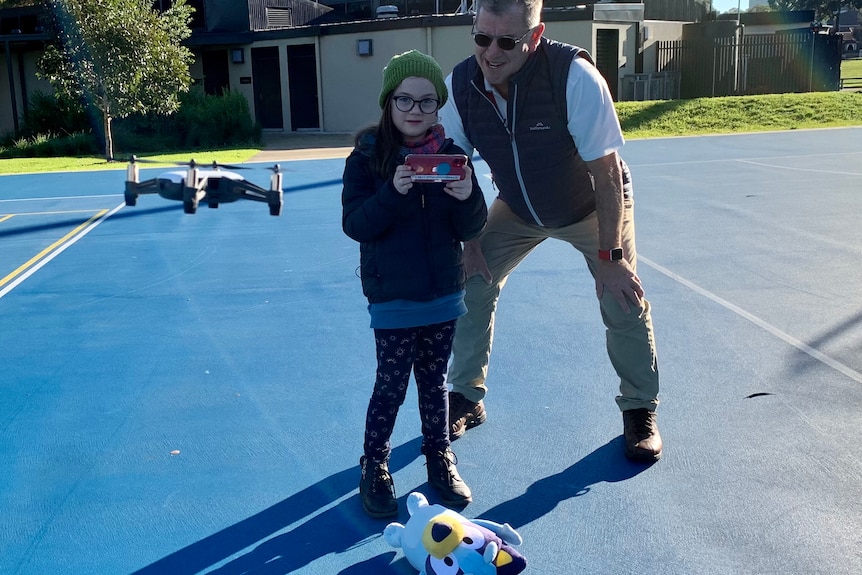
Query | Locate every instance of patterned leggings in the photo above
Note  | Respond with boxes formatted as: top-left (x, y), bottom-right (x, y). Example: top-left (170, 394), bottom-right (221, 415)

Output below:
top-left (364, 320), bottom-right (456, 463)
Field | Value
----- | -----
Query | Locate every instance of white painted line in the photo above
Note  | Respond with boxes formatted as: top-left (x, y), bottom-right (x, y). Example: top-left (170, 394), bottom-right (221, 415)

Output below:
top-left (640, 255), bottom-right (862, 385)
top-left (736, 158), bottom-right (862, 176)
top-left (0, 194), bottom-right (123, 203)
top-left (628, 151), bottom-right (862, 169)
top-left (0, 202), bottom-right (125, 300)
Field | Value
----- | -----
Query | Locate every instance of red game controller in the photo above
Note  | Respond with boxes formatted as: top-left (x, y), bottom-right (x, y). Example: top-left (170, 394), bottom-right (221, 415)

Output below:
top-left (405, 154), bottom-right (468, 183)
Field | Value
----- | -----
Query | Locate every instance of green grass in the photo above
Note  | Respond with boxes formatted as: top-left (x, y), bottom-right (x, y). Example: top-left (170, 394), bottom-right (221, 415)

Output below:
top-left (2, 91), bottom-right (861, 175)
top-left (0, 148), bottom-right (261, 176)
top-left (617, 91), bottom-right (862, 139)
top-left (841, 58), bottom-right (862, 79)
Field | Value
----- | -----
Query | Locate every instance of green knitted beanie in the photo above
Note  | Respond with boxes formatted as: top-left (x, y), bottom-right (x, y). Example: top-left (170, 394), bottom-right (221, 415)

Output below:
top-left (378, 50), bottom-right (448, 110)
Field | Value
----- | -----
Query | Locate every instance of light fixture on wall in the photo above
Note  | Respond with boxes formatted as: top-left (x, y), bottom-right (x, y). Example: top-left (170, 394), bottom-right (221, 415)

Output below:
top-left (231, 48), bottom-right (245, 64)
top-left (357, 39), bottom-right (373, 57)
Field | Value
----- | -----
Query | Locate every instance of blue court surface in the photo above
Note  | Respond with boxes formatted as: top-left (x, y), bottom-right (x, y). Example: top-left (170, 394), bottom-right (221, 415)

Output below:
top-left (2, 127), bottom-right (862, 575)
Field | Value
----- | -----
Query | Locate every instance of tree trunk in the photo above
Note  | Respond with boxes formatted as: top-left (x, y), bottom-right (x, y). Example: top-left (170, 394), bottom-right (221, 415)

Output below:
top-left (103, 113), bottom-right (114, 162)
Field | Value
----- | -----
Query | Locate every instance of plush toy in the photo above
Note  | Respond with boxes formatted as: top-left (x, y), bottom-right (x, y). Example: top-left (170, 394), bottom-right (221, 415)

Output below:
top-left (383, 492), bottom-right (527, 575)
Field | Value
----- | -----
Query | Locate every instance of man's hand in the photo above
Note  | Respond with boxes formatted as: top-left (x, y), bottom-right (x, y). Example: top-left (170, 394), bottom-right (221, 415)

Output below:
top-left (463, 238), bottom-right (492, 284)
top-left (595, 259), bottom-right (644, 313)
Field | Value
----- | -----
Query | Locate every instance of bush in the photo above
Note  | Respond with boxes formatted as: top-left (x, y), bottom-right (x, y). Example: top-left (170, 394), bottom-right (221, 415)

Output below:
top-left (3, 89), bottom-right (260, 158)
top-left (176, 89), bottom-right (260, 149)
top-left (0, 131), bottom-right (99, 159)
top-left (113, 88), bottom-right (260, 153)
top-left (20, 91), bottom-right (91, 139)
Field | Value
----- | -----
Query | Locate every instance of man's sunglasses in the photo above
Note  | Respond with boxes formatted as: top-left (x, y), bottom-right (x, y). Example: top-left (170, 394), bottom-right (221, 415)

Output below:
top-left (472, 27), bottom-right (535, 51)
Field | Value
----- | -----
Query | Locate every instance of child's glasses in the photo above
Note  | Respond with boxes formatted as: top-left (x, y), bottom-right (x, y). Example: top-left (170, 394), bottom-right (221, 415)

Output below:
top-left (392, 96), bottom-right (440, 114)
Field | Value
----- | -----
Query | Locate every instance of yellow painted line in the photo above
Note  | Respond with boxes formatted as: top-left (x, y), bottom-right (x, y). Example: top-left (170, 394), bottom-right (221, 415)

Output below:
top-left (0, 209), bottom-right (108, 289)
top-left (0, 215), bottom-right (12, 223)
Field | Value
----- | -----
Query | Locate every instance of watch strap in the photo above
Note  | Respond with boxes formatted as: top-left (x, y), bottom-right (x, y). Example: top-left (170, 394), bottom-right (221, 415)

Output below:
top-left (598, 248), bottom-right (624, 261)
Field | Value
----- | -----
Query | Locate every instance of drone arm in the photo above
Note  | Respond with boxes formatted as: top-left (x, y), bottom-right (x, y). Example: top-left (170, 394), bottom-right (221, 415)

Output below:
top-left (227, 181), bottom-right (267, 202)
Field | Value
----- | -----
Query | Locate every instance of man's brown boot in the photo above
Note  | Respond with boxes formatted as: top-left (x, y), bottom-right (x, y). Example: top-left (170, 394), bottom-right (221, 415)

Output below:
top-left (448, 391), bottom-right (487, 440)
top-left (623, 408), bottom-right (663, 462)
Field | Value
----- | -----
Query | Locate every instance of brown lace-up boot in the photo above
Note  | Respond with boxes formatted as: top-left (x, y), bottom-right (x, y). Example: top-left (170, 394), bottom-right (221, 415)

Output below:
top-left (448, 391), bottom-right (486, 440)
top-left (622, 408), bottom-right (663, 462)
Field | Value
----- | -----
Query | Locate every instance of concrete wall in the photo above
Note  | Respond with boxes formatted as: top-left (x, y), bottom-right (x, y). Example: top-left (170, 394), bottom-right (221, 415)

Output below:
top-left (318, 24), bottom-right (475, 134)
top-left (641, 19), bottom-right (686, 73)
top-left (641, 20), bottom-right (686, 74)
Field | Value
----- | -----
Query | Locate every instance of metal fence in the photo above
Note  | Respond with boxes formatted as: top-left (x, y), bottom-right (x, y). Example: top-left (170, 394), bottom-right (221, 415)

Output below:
top-left (621, 71), bottom-right (681, 101)
top-left (655, 32), bottom-right (842, 99)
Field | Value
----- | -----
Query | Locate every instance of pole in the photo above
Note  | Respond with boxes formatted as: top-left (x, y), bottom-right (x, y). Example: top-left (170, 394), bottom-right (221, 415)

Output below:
top-left (808, 30), bottom-right (815, 92)
top-left (733, 0), bottom-right (741, 94)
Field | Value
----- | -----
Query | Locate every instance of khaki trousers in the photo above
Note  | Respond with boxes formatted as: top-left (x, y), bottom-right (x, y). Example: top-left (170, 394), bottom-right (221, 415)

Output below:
top-left (448, 198), bottom-right (660, 412)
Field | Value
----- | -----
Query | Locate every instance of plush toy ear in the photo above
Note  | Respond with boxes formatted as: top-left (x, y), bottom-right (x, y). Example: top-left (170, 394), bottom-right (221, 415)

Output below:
top-left (483, 541), bottom-right (499, 564)
top-left (383, 522), bottom-right (405, 548)
top-left (405, 491), bottom-right (429, 516)
top-left (471, 519), bottom-right (524, 546)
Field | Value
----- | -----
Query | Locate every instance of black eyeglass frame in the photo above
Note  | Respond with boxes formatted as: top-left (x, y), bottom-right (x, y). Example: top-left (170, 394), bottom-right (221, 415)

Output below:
top-left (391, 95), bottom-right (441, 114)
top-left (471, 26), bottom-right (536, 51)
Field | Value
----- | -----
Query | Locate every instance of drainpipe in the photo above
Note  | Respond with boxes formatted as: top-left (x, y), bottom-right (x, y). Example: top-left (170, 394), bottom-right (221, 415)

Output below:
top-left (315, 35), bottom-right (324, 131)
top-left (4, 39), bottom-right (20, 136)
top-left (426, 23), bottom-right (433, 56)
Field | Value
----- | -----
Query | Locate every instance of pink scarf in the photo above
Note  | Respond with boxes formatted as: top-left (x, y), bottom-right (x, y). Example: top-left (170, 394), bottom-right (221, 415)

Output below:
top-left (400, 124), bottom-right (446, 157)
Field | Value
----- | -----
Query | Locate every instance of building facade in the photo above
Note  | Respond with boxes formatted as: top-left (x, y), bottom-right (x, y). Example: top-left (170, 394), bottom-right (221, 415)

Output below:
top-left (4, 1), bottom-right (673, 137)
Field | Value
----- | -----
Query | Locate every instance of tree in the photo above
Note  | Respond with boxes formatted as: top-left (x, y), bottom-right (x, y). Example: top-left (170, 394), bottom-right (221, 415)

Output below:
top-left (37, 0), bottom-right (195, 161)
top-left (769, 0), bottom-right (862, 22)
top-left (0, 1), bottom-right (41, 7)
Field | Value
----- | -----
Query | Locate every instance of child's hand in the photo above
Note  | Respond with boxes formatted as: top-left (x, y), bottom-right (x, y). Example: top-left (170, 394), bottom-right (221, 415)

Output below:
top-left (443, 165), bottom-right (473, 201)
top-left (393, 164), bottom-right (414, 195)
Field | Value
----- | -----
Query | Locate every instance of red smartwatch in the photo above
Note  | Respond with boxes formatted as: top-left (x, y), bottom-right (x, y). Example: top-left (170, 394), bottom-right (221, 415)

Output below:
top-left (598, 248), bottom-right (624, 261)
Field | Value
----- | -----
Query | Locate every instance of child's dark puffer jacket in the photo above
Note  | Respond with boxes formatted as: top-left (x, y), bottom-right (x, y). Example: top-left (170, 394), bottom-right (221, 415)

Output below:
top-left (342, 137), bottom-right (488, 304)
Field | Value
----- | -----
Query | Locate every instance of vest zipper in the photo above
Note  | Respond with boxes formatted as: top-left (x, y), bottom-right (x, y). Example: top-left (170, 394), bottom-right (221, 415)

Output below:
top-left (507, 85), bottom-right (544, 226)
top-left (471, 80), bottom-right (544, 226)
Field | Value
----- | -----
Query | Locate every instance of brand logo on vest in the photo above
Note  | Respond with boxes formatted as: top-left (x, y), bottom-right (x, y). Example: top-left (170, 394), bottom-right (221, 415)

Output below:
top-left (529, 122), bottom-right (551, 131)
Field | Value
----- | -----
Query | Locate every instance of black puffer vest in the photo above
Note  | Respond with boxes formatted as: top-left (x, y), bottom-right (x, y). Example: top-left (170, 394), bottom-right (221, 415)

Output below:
top-left (451, 38), bottom-right (598, 227)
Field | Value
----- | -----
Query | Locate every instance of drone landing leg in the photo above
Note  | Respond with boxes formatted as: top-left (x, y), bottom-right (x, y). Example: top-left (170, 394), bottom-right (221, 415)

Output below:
top-left (124, 162), bottom-right (140, 206)
top-left (268, 169), bottom-right (283, 216)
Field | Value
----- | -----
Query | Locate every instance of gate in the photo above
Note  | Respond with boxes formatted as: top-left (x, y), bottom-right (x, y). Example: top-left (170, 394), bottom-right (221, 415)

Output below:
top-left (656, 32), bottom-right (842, 99)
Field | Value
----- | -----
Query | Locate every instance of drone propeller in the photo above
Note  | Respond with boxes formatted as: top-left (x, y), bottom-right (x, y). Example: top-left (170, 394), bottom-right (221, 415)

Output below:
top-left (120, 156), bottom-right (206, 168)
top-left (118, 155), bottom-right (174, 165)
top-left (203, 161), bottom-right (285, 172)
top-left (170, 159), bottom-right (252, 170)
top-left (122, 157), bottom-right (276, 172)
top-left (210, 161), bottom-right (253, 171)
